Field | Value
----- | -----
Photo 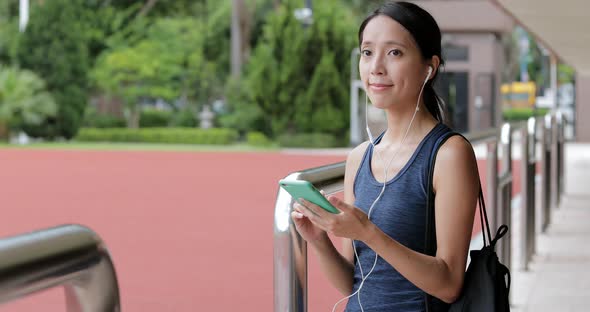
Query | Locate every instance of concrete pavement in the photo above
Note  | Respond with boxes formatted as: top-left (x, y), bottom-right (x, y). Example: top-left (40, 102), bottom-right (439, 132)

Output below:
top-left (511, 143), bottom-right (590, 311)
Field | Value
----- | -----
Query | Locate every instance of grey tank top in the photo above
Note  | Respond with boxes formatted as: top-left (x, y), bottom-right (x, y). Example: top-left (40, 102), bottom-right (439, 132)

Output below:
top-left (345, 123), bottom-right (450, 312)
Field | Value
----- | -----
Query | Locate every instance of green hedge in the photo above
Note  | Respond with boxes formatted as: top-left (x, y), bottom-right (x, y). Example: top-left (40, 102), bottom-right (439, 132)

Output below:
top-left (76, 127), bottom-right (238, 145)
top-left (169, 109), bottom-right (198, 127)
top-left (277, 133), bottom-right (340, 148)
top-left (503, 108), bottom-right (550, 121)
top-left (246, 131), bottom-right (273, 147)
top-left (83, 114), bottom-right (126, 128)
top-left (140, 109), bottom-right (173, 128)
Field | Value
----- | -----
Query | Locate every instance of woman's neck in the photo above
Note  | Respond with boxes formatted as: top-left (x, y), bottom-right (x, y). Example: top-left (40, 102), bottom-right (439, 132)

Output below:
top-left (379, 102), bottom-right (437, 145)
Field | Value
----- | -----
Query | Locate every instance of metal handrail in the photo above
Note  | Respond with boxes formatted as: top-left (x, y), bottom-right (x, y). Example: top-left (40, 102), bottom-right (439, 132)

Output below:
top-left (274, 114), bottom-right (564, 311)
top-left (0, 224), bottom-right (120, 312)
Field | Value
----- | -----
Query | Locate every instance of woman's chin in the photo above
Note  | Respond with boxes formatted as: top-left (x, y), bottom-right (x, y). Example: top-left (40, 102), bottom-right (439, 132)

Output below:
top-left (368, 99), bottom-right (392, 109)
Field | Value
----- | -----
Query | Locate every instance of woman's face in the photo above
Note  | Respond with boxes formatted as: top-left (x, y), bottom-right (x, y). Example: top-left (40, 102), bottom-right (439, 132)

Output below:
top-left (359, 15), bottom-right (429, 110)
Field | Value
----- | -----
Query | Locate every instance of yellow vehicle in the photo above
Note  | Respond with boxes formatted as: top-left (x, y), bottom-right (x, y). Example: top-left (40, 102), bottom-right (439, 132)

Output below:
top-left (501, 82), bottom-right (536, 109)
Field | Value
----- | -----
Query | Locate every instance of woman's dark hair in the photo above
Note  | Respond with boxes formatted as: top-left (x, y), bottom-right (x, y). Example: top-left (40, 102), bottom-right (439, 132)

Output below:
top-left (358, 1), bottom-right (447, 124)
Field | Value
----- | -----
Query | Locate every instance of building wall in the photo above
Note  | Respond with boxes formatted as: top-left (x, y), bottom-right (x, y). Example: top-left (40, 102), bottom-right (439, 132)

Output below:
top-left (444, 33), bottom-right (505, 131)
top-left (575, 74), bottom-right (590, 142)
top-left (412, 0), bottom-right (514, 133)
top-left (411, 0), bottom-right (514, 33)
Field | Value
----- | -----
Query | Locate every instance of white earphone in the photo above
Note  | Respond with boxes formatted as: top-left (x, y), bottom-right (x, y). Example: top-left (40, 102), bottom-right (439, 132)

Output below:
top-left (334, 65), bottom-right (434, 312)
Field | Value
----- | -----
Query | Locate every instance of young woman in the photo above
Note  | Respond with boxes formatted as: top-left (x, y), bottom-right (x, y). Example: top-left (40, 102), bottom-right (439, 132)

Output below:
top-left (291, 2), bottom-right (480, 311)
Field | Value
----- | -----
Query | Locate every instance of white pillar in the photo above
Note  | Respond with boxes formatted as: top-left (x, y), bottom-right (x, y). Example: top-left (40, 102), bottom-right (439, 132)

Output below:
top-left (550, 54), bottom-right (558, 109)
top-left (19, 0), bottom-right (29, 32)
top-left (230, 0), bottom-right (242, 78)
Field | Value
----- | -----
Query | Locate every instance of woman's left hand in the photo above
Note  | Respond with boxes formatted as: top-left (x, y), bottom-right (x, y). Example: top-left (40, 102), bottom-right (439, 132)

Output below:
top-left (298, 196), bottom-right (375, 242)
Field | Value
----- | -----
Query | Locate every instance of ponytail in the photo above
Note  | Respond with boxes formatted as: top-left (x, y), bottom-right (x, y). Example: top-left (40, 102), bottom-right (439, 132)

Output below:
top-left (423, 84), bottom-right (447, 125)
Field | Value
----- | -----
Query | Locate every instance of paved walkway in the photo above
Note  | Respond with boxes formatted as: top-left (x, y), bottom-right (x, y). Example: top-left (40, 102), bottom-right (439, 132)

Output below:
top-left (512, 143), bottom-right (590, 311)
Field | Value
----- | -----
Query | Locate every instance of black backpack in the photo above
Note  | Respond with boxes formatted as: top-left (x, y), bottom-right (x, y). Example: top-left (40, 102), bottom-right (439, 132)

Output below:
top-left (424, 131), bottom-right (511, 312)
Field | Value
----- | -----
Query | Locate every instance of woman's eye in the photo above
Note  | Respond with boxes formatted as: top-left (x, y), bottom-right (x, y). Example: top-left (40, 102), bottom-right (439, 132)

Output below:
top-left (361, 49), bottom-right (372, 57)
top-left (388, 49), bottom-right (402, 56)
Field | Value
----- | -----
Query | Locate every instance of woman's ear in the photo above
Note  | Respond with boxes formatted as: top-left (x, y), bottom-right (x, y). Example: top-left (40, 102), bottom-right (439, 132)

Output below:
top-left (428, 55), bottom-right (441, 79)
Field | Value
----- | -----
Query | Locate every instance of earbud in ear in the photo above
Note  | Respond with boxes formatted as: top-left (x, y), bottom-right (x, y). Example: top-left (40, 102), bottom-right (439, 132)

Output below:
top-left (426, 66), bottom-right (433, 79)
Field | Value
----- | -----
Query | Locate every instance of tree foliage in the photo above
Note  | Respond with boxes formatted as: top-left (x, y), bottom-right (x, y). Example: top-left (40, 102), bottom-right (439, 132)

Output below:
top-left (0, 66), bottom-right (56, 135)
top-left (92, 6), bottom-right (231, 127)
top-left (225, 0), bottom-right (356, 138)
top-left (3, 0), bottom-right (364, 142)
top-left (16, 0), bottom-right (91, 139)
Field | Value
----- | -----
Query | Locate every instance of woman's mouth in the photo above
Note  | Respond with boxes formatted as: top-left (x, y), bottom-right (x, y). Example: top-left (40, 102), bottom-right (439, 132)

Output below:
top-left (369, 83), bottom-right (393, 91)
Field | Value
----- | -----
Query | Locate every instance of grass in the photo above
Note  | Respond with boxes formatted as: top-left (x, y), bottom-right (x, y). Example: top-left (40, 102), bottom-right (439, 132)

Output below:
top-left (0, 141), bottom-right (280, 152)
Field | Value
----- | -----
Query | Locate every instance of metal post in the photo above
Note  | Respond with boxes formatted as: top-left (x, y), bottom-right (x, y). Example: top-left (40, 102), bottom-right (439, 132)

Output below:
top-left (541, 115), bottom-right (552, 232)
top-left (274, 174), bottom-right (307, 312)
top-left (19, 0), bottom-right (29, 32)
top-left (556, 111), bottom-right (565, 204)
top-left (230, 0), bottom-right (243, 78)
top-left (274, 163), bottom-right (346, 312)
top-left (487, 141), bottom-right (499, 232)
top-left (497, 123), bottom-right (512, 272)
top-left (0, 225), bottom-right (120, 311)
top-left (550, 114), bottom-right (559, 209)
top-left (519, 123), bottom-right (531, 270)
top-left (526, 118), bottom-right (537, 266)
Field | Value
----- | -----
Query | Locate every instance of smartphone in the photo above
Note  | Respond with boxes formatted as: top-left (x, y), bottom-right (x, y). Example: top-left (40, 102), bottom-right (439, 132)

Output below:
top-left (278, 179), bottom-right (339, 214)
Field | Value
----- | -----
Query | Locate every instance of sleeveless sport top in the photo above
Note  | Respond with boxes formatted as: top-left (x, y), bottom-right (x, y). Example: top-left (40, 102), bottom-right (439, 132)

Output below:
top-left (345, 123), bottom-right (450, 312)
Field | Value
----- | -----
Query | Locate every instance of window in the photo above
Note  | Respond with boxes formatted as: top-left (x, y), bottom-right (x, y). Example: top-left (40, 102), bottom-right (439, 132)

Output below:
top-left (443, 44), bottom-right (469, 61)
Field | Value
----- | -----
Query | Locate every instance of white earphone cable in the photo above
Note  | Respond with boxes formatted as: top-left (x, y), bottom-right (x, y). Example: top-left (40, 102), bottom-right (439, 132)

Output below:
top-left (331, 69), bottom-right (430, 312)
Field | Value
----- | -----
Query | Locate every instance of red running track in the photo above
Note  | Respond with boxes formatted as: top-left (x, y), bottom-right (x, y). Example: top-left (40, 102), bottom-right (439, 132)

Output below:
top-left (0, 149), bottom-right (521, 312)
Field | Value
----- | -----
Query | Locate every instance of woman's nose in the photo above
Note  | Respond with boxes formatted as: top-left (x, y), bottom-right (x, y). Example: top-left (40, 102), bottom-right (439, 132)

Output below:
top-left (370, 56), bottom-right (385, 76)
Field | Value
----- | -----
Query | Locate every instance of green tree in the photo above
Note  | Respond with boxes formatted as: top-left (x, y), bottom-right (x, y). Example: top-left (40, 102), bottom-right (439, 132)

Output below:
top-left (16, 0), bottom-right (90, 139)
top-left (0, 0), bottom-right (21, 65)
top-left (300, 52), bottom-right (347, 134)
top-left (92, 40), bottom-right (173, 128)
top-left (92, 14), bottom-right (230, 127)
top-left (227, 0), bottom-right (355, 138)
top-left (0, 66), bottom-right (56, 139)
top-left (558, 64), bottom-right (575, 84)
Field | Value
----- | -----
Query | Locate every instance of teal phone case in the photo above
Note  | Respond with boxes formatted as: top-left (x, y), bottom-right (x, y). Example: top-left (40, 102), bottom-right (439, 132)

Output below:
top-left (279, 179), bottom-right (339, 214)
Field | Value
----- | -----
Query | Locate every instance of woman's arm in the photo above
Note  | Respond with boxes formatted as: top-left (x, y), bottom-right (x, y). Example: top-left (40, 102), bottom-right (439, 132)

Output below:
top-left (294, 141), bottom-right (369, 296)
top-left (299, 136), bottom-right (478, 303)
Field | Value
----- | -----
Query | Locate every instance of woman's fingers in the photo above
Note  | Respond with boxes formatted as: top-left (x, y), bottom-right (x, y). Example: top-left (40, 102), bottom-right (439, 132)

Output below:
top-left (299, 198), bottom-right (329, 218)
top-left (291, 210), bottom-right (304, 219)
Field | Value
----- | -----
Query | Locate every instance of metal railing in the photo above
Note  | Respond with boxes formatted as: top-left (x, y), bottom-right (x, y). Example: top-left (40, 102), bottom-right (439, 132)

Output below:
top-left (274, 113), bottom-right (565, 311)
top-left (0, 224), bottom-right (120, 312)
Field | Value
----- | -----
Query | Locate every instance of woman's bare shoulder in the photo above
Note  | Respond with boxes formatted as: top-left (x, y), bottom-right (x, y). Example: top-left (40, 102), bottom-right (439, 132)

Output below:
top-left (436, 135), bottom-right (476, 164)
top-left (434, 135), bottom-right (479, 189)
top-left (346, 141), bottom-right (371, 170)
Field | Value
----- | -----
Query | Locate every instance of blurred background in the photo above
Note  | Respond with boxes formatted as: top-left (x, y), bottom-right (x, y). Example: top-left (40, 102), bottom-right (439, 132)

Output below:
top-left (0, 1), bottom-right (584, 312)
top-left (0, 0), bottom-right (576, 148)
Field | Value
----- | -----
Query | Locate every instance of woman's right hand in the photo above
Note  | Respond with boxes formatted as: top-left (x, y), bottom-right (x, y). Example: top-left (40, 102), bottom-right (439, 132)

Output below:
top-left (291, 200), bottom-right (328, 245)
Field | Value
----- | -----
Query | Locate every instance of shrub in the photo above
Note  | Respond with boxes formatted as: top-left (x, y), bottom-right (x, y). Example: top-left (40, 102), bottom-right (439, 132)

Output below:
top-left (169, 109), bottom-right (198, 127)
top-left (140, 109), bottom-right (173, 128)
top-left (76, 127), bottom-right (238, 145)
top-left (503, 107), bottom-right (550, 121)
top-left (246, 131), bottom-right (272, 147)
top-left (83, 113), bottom-right (125, 128)
top-left (277, 133), bottom-right (340, 148)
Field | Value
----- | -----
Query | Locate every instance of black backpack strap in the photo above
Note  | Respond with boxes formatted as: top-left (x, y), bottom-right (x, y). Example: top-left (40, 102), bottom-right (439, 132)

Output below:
top-left (424, 131), bottom-right (458, 256)
top-left (424, 131), bottom-right (457, 311)
top-left (425, 132), bottom-right (494, 254)
top-left (423, 131), bottom-right (495, 310)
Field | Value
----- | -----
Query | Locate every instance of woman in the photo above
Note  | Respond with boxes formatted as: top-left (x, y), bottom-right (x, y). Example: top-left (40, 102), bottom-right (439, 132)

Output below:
top-left (291, 2), bottom-right (480, 311)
